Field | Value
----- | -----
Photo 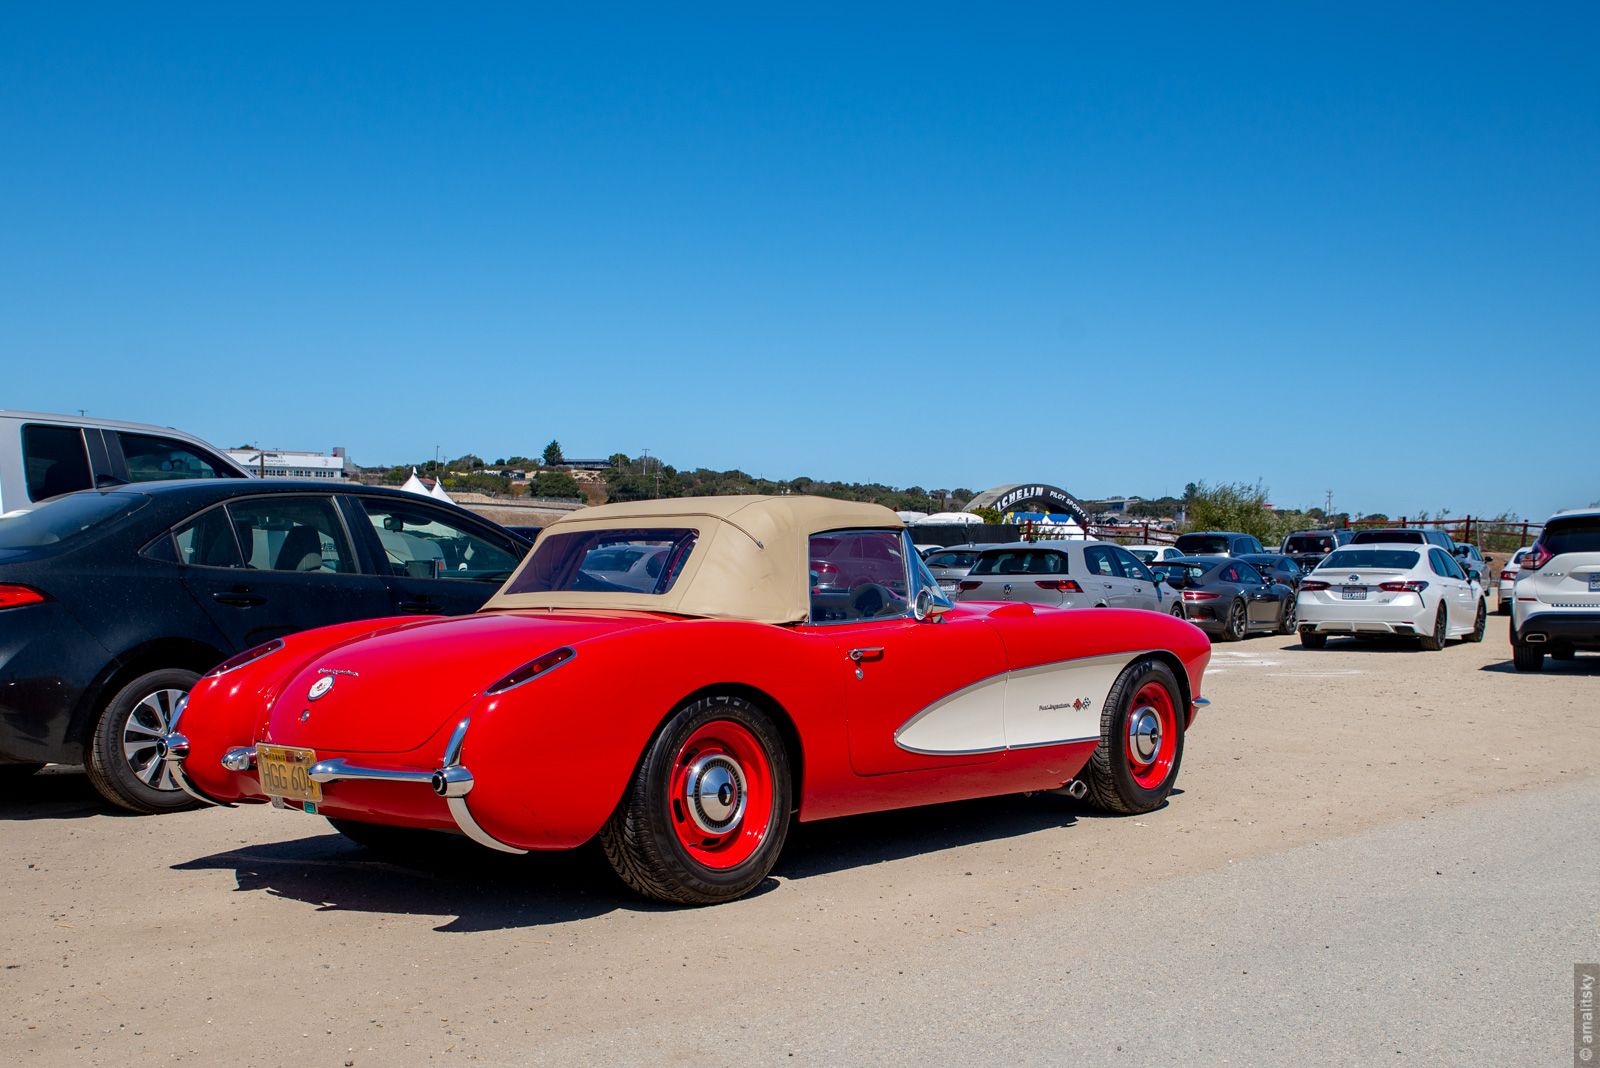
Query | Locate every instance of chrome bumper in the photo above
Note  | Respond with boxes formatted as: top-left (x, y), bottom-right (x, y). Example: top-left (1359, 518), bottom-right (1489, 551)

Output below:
top-left (162, 716), bottom-right (526, 855)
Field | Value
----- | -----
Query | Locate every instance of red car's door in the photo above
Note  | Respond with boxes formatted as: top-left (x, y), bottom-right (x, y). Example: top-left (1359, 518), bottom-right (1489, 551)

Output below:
top-left (811, 614), bottom-right (1009, 775)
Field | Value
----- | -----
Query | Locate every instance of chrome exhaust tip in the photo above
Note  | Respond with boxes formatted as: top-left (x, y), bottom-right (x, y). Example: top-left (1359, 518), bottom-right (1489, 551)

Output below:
top-left (431, 765), bottom-right (474, 798)
top-left (1051, 779), bottom-right (1089, 800)
top-left (1525, 633), bottom-right (1547, 643)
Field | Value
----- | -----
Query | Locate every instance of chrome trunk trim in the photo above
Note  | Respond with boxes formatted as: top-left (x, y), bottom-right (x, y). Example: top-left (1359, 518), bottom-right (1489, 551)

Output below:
top-left (307, 759), bottom-right (435, 786)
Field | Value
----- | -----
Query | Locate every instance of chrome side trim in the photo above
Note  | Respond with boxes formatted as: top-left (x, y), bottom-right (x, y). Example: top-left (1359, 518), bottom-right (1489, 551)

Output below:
top-left (1192, 697), bottom-right (1211, 708)
top-left (447, 796), bottom-right (527, 854)
top-left (159, 732), bottom-right (235, 809)
top-left (307, 759), bottom-right (435, 786)
top-left (893, 734), bottom-right (1099, 757)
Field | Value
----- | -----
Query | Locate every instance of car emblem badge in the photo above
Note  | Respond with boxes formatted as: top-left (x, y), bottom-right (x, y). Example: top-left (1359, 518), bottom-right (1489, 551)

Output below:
top-left (300, 709), bottom-right (311, 722)
top-left (1348, 575), bottom-right (1360, 582)
top-left (308, 676), bottom-right (335, 701)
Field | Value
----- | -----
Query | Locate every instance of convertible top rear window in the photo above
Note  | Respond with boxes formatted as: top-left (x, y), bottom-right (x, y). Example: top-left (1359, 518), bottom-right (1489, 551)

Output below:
top-left (504, 528), bottom-right (698, 595)
top-left (1319, 549), bottom-right (1420, 571)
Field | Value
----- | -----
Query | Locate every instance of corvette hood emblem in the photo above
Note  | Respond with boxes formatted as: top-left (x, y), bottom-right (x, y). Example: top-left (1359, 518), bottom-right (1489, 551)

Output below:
top-left (308, 676), bottom-right (335, 701)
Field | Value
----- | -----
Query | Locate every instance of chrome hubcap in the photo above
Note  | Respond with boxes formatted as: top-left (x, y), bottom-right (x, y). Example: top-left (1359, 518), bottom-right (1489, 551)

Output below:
top-left (683, 753), bottom-right (747, 836)
top-left (1128, 706), bottom-right (1162, 765)
top-left (122, 688), bottom-right (187, 791)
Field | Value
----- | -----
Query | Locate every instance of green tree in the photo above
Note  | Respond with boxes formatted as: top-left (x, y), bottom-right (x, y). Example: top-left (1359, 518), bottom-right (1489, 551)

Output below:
top-left (543, 440), bottom-right (564, 466)
top-left (969, 506), bottom-right (1002, 524)
top-left (533, 471), bottom-right (582, 499)
top-left (1182, 480), bottom-right (1295, 543)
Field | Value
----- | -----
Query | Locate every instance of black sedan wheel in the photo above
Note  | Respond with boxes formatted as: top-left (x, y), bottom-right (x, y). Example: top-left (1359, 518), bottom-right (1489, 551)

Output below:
top-left (87, 669), bottom-right (203, 814)
top-left (601, 693), bottom-right (792, 905)
top-left (1220, 599), bottom-right (1248, 642)
top-left (1299, 627), bottom-right (1328, 649)
top-left (1465, 599), bottom-right (1487, 643)
top-left (1418, 604), bottom-right (1449, 652)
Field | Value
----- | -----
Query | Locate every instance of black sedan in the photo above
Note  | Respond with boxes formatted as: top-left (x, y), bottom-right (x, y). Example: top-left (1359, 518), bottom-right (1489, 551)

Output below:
top-left (1151, 555), bottom-right (1297, 641)
top-left (1237, 553), bottom-right (1306, 590)
top-left (0, 480), bottom-right (530, 812)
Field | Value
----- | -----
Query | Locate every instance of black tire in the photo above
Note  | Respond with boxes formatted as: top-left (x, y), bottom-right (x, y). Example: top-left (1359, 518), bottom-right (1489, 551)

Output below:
top-left (1082, 658), bottom-right (1185, 815)
top-left (1512, 639), bottom-right (1545, 672)
top-left (1465, 599), bottom-right (1487, 643)
top-left (1170, 603), bottom-right (1185, 619)
top-left (1418, 604), bottom-right (1448, 652)
top-left (1219, 599), bottom-right (1248, 642)
top-left (1496, 599), bottom-right (1511, 616)
top-left (1300, 627), bottom-right (1327, 650)
top-left (87, 669), bottom-right (203, 814)
top-left (600, 693), bottom-right (792, 905)
top-left (1278, 596), bottom-right (1298, 635)
top-left (326, 817), bottom-right (440, 856)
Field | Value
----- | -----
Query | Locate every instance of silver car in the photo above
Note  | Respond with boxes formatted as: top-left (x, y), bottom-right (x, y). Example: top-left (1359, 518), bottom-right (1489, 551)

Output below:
top-left (953, 540), bottom-right (1185, 616)
top-left (920, 546), bottom-right (983, 594)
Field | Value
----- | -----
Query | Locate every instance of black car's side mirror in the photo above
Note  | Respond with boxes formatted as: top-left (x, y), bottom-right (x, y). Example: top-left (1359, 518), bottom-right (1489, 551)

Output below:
top-left (1152, 572), bottom-right (1166, 585)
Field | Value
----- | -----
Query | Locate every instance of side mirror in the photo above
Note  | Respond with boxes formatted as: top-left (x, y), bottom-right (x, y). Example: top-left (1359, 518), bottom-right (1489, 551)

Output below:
top-left (1152, 572), bottom-right (1166, 585)
top-left (913, 587), bottom-right (934, 622)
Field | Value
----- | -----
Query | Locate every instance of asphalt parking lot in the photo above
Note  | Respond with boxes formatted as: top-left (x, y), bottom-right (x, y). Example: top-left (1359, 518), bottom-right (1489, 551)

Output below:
top-left (5, 615), bottom-right (1597, 1066)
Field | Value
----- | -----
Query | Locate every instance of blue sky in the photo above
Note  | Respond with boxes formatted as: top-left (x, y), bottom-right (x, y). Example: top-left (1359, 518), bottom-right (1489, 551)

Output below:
top-left (3, 5), bottom-right (1595, 519)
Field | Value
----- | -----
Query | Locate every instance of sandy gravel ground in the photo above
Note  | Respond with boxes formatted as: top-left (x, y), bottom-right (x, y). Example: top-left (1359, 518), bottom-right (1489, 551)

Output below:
top-left (3, 615), bottom-right (1597, 1065)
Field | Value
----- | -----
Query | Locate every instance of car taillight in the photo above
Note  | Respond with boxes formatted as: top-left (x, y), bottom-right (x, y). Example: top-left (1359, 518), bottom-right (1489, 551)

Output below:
top-left (486, 646), bottom-right (576, 695)
top-left (958, 580), bottom-right (981, 591)
top-left (1182, 591), bottom-right (1218, 601)
top-left (0, 584), bottom-right (46, 609)
top-left (1379, 580), bottom-right (1429, 593)
top-left (1522, 543), bottom-right (1551, 571)
top-left (1035, 580), bottom-right (1083, 592)
top-left (205, 638), bottom-right (285, 677)
top-left (1300, 580), bottom-right (1330, 592)
top-left (1500, 570), bottom-right (1518, 581)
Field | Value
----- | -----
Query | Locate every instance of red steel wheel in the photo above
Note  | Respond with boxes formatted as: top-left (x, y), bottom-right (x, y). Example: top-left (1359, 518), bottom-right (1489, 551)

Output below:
top-left (1124, 680), bottom-right (1178, 791)
top-left (666, 720), bottom-right (775, 870)
top-left (601, 693), bottom-right (792, 905)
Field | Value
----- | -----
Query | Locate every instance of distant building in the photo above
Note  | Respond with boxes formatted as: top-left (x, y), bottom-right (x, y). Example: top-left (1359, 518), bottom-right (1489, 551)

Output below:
top-left (226, 447), bottom-right (349, 480)
top-left (564, 458), bottom-right (616, 471)
top-left (1100, 496), bottom-right (1142, 514)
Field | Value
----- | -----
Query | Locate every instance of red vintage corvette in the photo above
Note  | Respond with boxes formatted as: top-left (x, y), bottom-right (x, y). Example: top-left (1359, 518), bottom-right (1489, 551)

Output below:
top-left (163, 496), bottom-right (1210, 904)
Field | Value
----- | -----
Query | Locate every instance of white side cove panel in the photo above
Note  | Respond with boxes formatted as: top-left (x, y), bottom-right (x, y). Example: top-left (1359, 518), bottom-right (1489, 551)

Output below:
top-left (1000, 653), bottom-right (1135, 749)
top-left (895, 651), bottom-right (1142, 756)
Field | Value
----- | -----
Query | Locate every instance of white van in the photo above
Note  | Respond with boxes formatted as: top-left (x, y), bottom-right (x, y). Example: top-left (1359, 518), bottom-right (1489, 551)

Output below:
top-left (0, 410), bottom-right (251, 513)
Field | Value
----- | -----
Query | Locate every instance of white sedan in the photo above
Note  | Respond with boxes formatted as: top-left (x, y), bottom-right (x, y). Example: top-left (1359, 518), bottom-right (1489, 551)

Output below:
top-left (1125, 544), bottom-right (1184, 565)
top-left (1297, 543), bottom-right (1487, 650)
top-left (1496, 546), bottom-right (1532, 614)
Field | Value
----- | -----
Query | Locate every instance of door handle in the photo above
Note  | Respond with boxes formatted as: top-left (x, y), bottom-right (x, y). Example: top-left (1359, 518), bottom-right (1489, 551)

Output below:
top-left (848, 647), bottom-right (885, 663)
top-left (212, 591), bottom-right (266, 608)
top-left (397, 598), bottom-right (439, 614)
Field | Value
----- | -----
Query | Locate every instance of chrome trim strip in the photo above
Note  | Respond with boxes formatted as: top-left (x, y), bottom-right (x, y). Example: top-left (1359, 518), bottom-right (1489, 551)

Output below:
top-left (1192, 697), bottom-right (1211, 708)
top-left (447, 796), bottom-right (527, 854)
top-left (441, 717), bottom-right (470, 766)
top-left (894, 734), bottom-right (1099, 757)
top-left (307, 759), bottom-right (435, 786)
top-left (160, 733), bottom-right (235, 809)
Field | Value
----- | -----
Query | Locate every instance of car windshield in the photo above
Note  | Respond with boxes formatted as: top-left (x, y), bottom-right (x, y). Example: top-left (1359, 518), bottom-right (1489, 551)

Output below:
top-left (1175, 534), bottom-right (1231, 554)
top-left (503, 528), bottom-right (698, 595)
top-left (1319, 549), bottom-right (1420, 571)
top-left (970, 549), bottom-right (1068, 576)
top-left (0, 491), bottom-right (146, 549)
top-left (1545, 517), bottom-right (1600, 556)
top-left (1284, 535), bottom-right (1335, 554)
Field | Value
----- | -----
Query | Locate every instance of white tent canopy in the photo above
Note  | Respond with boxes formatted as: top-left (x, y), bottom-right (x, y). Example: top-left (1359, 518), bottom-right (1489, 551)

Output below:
top-left (400, 468), bottom-right (431, 497)
top-left (429, 478), bottom-right (455, 504)
top-left (912, 511), bottom-right (986, 525)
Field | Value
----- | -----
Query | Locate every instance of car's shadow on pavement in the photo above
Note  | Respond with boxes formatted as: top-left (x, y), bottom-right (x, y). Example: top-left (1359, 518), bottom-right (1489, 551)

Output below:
top-left (169, 789), bottom-right (1124, 932)
top-left (0, 766), bottom-right (131, 821)
top-left (1479, 657), bottom-right (1600, 675)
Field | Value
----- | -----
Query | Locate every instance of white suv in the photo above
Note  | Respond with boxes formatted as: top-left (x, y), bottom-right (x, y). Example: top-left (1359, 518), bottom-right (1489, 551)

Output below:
top-left (1510, 509), bottom-right (1600, 671)
top-left (0, 410), bottom-right (250, 514)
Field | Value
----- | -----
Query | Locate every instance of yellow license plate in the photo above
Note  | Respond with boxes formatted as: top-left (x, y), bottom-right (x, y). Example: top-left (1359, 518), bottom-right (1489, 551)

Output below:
top-left (256, 744), bottom-right (322, 804)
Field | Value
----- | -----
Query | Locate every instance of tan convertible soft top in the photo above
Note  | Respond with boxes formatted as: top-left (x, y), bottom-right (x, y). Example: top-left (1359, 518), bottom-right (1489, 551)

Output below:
top-left (481, 495), bottom-right (906, 624)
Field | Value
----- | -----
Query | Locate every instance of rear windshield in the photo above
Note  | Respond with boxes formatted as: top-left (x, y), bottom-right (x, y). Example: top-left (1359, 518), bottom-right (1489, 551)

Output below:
top-left (0, 491), bottom-right (145, 549)
top-left (1128, 548), bottom-right (1159, 563)
top-left (1545, 517), bottom-right (1600, 556)
top-left (1284, 535), bottom-right (1336, 554)
top-left (970, 549), bottom-right (1068, 576)
top-left (1319, 549), bottom-right (1420, 571)
top-left (1349, 530), bottom-right (1423, 544)
top-left (503, 528), bottom-right (697, 595)
top-left (1175, 534), bottom-right (1231, 554)
top-left (924, 551), bottom-right (978, 569)
top-left (1153, 563), bottom-right (1208, 583)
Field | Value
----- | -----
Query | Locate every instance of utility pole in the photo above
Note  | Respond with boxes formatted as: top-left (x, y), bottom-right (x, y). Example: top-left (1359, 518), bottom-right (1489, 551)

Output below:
top-left (1325, 489), bottom-right (1333, 516)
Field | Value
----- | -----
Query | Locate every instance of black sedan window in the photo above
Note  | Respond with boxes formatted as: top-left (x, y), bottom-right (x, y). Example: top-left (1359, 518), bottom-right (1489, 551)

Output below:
top-left (174, 506), bottom-right (244, 568)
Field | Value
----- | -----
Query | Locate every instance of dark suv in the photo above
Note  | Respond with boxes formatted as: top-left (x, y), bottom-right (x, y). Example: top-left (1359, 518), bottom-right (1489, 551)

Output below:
top-left (1173, 531), bottom-right (1266, 557)
top-left (1279, 529), bottom-right (1356, 571)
